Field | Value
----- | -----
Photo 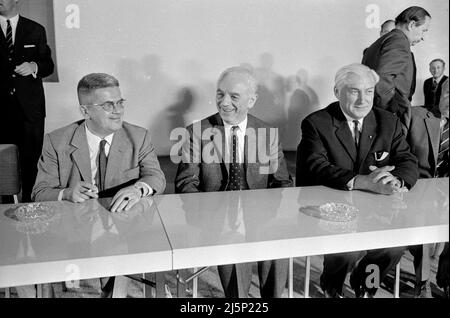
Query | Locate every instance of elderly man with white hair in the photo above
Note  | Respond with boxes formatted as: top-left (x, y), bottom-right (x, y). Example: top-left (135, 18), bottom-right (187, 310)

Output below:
top-left (296, 63), bottom-right (418, 297)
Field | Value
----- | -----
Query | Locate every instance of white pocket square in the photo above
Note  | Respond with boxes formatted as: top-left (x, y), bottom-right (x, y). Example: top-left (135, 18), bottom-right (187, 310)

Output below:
top-left (374, 151), bottom-right (389, 161)
top-left (24, 44), bottom-right (36, 48)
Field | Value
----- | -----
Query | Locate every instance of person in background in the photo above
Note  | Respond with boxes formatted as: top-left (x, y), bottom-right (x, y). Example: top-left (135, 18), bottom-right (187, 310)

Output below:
top-left (408, 78), bottom-right (449, 297)
top-left (363, 6), bottom-right (431, 134)
top-left (423, 59), bottom-right (448, 114)
top-left (0, 0), bottom-right (54, 202)
top-left (380, 19), bottom-right (396, 37)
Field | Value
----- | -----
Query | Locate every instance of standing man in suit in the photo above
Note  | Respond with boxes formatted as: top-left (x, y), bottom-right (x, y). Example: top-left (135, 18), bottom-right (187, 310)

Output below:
top-left (27, 73), bottom-right (166, 298)
top-left (296, 63), bottom-right (418, 297)
top-left (175, 66), bottom-right (292, 298)
top-left (0, 0), bottom-right (54, 202)
top-left (408, 78), bottom-right (449, 297)
top-left (423, 59), bottom-right (447, 114)
top-left (363, 6), bottom-right (431, 133)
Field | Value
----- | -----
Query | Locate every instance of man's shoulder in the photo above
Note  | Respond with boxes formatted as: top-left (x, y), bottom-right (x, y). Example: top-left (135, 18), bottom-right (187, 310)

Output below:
top-left (304, 103), bottom-right (336, 123)
top-left (371, 106), bottom-right (399, 124)
top-left (19, 16), bottom-right (46, 32)
top-left (411, 106), bottom-right (430, 118)
top-left (121, 121), bottom-right (148, 137)
top-left (47, 120), bottom-right (83, 139)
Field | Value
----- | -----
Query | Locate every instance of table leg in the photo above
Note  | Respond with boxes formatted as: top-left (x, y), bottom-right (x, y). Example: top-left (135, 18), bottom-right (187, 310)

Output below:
top-left (5, 288), bottom-right (10, 298)
top-left (143, 273), bottom-right (153, 298)
top-left (193, 268), bottom-right (198, 298)
top-left (304, 256), bottom-right (311, 298)
top-left (177, 270), bottom-right (187, 298)
top-left (155, 272), bottom-right (166, 298)
top-left (394, 263), bottom-right (400, 298)
top-left (36, 284), bottom-right (42, 298)
top-left (288, 258), bottom-right (293, 298)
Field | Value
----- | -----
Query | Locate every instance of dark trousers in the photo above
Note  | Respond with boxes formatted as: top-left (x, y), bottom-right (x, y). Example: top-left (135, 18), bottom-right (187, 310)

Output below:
top-left (0, 96), bottom-right (44, 202)
top-left (320, 246), bottom-right (406, 296)
top-left (437, 242), bottom-right (449, 289)
top-left (218, 259), bottom-right (288, 298)
top-left (409, 244), bottom-right (432, 283)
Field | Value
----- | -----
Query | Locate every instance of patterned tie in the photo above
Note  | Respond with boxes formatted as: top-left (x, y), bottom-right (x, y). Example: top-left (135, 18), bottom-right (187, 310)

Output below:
top-left (436, 121), bottom-right (449, 177)
top-left (228, 126), bottom-right (241, 191)
top-left (95, 140), bottom-right (108, 191)
top-left (6, 19), bottom-right (14, 57)
top-left (353, 120), bottom-right (360, 148)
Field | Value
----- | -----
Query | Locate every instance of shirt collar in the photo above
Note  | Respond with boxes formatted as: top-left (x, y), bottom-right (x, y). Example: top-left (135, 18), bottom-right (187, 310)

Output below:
top-left (85, 124), bottom-right (114, 147)
top-left (339, 106), bottom-right (364, 127)
top-left (434, 75), bottom-right (444, 84)
top-left (223, 116), bottom-right (248, 133)
top-left (0, 14), bottom-right (19, 28)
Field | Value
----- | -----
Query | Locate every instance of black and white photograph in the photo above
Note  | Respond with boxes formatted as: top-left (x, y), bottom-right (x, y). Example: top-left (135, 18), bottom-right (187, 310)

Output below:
top-left (0, 0), bottom-right (448, 306)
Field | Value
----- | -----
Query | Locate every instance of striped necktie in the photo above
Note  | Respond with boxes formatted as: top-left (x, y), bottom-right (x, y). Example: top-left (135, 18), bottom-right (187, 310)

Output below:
top-left (436, 120), bottom-right (449, 177)
top-left (6, 19), bottom-right (14, 56)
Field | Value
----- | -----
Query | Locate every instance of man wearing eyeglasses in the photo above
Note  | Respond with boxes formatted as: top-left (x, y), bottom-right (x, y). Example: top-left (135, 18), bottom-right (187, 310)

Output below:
top-left (27, 73), bottom-right (166, 297)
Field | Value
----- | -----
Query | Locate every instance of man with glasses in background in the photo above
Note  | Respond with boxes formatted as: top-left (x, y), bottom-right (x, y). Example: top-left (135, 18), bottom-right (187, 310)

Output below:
top-left (23, 73), bottom-right (166, 298)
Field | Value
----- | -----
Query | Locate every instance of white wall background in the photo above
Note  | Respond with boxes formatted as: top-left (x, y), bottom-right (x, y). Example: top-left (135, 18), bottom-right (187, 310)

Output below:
top-left (43, 0), bottom-right (449, 153)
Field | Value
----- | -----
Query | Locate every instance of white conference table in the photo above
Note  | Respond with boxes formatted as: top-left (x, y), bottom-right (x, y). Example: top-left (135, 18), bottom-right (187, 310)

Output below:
top-left (154, 178), bottom-right (449, 296)
top-left (0, 178), bottom-right (448, 297)
top-left (0, 197), bottom-right (172, 290)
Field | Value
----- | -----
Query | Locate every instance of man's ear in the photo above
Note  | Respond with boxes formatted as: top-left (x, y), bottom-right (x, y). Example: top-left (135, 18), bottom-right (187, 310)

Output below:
top-left (79, 105), bottom-right (89, 118)
top-left (334, 86), bottom-right (340, 100)
top-left (248, 93), bottom-right (258, 110)
top-left (407, 20), bottom-right (416, 31)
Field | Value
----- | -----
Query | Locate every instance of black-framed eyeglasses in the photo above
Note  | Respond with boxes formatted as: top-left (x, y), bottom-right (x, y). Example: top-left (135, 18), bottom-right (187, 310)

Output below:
top-left (82, 99), bottom-right (126, 113)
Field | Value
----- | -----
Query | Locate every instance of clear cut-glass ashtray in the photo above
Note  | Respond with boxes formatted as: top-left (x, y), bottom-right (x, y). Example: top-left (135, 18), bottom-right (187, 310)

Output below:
top-left (318, 203), bottom-right (359, 222)
top-left (15, 203), bottom-right (55, 223)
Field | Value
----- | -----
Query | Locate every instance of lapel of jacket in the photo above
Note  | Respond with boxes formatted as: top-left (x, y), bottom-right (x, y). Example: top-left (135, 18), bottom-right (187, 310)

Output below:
top-left (105, 128), bottom-right (129, 188)
top-left (0, 26), bottom-right (6, 55)
top-left (69, 122), bottom-right (92, 183)
top-left (424, 113), bottom-right (441, 169)
top-left (210, 114), bottom-right (228, 176)
top-left (13, 16), bottom-right (26, 57)
top-left (357, 111), bottom-right (377, 168)
top-left (332, 104), bottom-right (358, 163)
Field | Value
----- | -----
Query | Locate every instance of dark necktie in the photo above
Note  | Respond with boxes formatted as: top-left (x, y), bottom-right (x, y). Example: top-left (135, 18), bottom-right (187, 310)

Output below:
top-left (6, 19), bottom-right (14, 57)
top-left (436, 121), bottom-right (449, 177)
top-left (95, 140), bottom-right (108, 191)
top-left (228, 126), bottom-right (241, 191)
top-left (353, 120), bottom-right (360, 148)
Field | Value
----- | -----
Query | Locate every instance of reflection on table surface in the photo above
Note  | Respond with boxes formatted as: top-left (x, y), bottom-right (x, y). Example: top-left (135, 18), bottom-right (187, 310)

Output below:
top-left (0, 197), bottom-right (168, 267)
top-left (154, 178), bottom-right (449, 250)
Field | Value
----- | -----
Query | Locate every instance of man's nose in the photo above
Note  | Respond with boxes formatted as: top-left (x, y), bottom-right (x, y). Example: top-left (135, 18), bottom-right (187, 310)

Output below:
top-left (221, 94), bottom-right (232, 106)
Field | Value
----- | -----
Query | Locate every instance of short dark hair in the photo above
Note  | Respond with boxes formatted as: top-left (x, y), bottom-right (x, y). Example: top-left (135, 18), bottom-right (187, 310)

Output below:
top-left (77, 73), bottom-right (119, 97)
top-left (430, 59), bottom-right (446, 67)
top-left (395, 6), bottom-right (431, 26)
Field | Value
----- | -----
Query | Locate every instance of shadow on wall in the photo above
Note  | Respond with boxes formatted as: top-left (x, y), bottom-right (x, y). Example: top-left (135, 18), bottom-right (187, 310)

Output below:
top-left (243, 54), bottom-right (320, 151)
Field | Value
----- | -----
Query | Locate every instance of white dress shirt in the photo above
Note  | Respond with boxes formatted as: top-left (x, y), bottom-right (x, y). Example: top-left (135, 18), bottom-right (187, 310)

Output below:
top-left (0, 14), bottom-right (19, 44)
top-left (223, 117), bottom-right (247, 164)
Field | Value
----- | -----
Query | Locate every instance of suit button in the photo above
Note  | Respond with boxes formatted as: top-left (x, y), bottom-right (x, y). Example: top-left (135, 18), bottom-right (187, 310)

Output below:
top-left (12, 74), bottom-right (16, 78)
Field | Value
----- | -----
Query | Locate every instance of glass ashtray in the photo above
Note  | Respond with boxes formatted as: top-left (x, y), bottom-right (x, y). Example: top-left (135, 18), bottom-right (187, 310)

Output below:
top-left (300, 202), bottom-right (358, 223)
top-left (15, 203), bottom-right (55, 223)
top-left (318, 203), bottom-right (358, 222)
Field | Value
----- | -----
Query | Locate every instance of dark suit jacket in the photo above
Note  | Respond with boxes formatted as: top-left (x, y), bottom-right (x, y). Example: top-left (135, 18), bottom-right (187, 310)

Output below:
top-left (0, 16), bottom-right (54, 121)
top-left (175, 113), bottom-right (292, 193)
top-left (407, 106), bottom-right (443, 178)
top-left (423, 75), bottom-right (448, 110)
top-left (32, 121), bottom-right (166, 202)
top-left (296, 102), bottom-right (418, 190)
top-left (362, 29), bottom-right (416, 124)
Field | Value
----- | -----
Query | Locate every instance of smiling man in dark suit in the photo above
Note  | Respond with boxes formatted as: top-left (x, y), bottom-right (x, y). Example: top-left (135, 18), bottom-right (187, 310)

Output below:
top-left (296, 63), bottom-right (418, 297)
top-left (423, 59), bottom-right (447, 114)
top-left (175, 66), bottom-right (292, 298)
top-left (0, 0), bottom-right (54, 202)
top-left (362, 6), bottom-right (431, 133)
